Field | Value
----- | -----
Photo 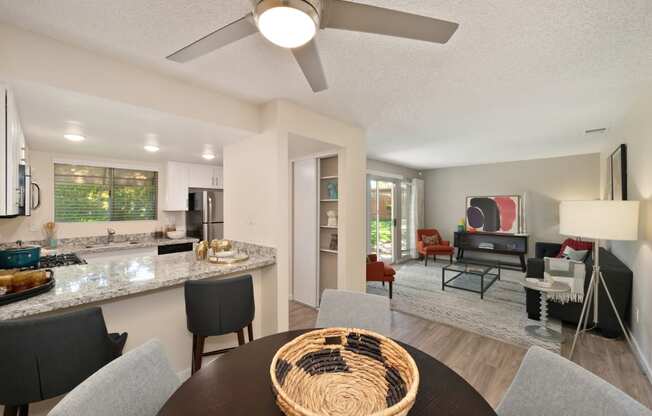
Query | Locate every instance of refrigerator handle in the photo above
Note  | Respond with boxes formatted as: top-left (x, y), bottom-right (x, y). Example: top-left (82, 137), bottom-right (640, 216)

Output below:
top-left (208, 196), bottom-right (213, 241)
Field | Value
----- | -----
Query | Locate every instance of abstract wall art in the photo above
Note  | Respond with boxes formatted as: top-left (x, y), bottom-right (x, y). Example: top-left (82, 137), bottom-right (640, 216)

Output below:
top-left (466, 195), bottom-right (522, 234)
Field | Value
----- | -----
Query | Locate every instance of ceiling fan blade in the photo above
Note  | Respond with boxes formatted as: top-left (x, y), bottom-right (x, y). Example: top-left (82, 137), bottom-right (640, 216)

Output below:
top-left (321, 0), bottom-right (459, 44)
top-left (292, 40), bottom-right (328, 93)
top-left (167, 14), bottom-right (258, 62)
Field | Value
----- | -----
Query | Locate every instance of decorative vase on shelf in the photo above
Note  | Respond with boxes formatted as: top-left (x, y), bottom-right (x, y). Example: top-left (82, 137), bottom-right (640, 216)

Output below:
top-left (326, 210), bottom-right (338, 227)
top-left (329, 233), bottom-right (338, 251)
top-left (327, 182), bottom-right (338, 200)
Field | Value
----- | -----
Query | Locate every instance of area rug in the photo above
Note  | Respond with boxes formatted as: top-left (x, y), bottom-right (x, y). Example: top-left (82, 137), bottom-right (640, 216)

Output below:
top-left (367, 260), bottom-right (562, 352)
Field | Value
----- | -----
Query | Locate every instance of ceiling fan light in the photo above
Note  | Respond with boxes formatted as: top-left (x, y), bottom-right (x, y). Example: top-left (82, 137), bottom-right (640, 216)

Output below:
top-left (256, 2), bottom-right (318, 49)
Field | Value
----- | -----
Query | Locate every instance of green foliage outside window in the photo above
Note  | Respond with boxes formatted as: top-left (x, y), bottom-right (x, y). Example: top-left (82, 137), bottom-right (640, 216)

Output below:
top-left (54, 163), bottom-right (158, 223)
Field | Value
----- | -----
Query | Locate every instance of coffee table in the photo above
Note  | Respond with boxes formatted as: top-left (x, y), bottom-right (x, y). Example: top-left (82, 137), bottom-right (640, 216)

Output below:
top-left (442, 261), bottom-right (501, 299)
top-left (522, 280), bottom-right (571, 341)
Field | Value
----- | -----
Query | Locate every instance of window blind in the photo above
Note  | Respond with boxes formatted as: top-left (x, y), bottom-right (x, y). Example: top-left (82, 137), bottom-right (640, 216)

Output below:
top-left (54, 163), bottom-right (158, 223)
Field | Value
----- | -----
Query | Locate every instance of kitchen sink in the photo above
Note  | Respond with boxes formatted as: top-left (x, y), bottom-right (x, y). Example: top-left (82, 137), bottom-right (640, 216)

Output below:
top-left (84, 241), bottom-right (141, 249)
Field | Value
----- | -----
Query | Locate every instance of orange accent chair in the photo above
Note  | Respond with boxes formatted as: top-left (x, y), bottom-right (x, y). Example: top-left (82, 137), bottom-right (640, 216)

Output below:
top-left (366, 254), bottom-right (395, 298)
top-left (417, 229), bottom-right (454, 266)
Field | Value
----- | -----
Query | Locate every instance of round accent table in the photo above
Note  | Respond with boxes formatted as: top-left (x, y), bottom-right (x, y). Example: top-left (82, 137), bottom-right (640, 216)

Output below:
top-left (158, 329), bottom-right (496, 416)
top-left (522, 280), bottom-right (570, 341)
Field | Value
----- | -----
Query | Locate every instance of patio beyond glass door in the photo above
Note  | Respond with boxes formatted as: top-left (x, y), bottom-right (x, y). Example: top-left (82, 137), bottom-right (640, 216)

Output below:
top-left (368, 179), bottom-right (395, 263)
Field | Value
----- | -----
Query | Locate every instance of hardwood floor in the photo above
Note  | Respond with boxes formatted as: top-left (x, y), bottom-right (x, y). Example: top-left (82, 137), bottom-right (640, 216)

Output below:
top-left (289, 301), bottom-right (652, 410)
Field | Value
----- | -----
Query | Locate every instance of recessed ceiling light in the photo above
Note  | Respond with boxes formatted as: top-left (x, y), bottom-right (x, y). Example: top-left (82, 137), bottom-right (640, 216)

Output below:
top-left (255, 0), bottom-right (318, 49)
top-left (64, 134), bottom-right (85, 142)
top-left (144, 145), bottom-right (160, 153)
top-left (202, 153), bottom-right (216, 160)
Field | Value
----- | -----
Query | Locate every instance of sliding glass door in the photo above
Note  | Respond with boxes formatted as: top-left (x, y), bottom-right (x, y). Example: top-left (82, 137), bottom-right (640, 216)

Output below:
top-left (367, 176), bottom-right (415, 263)
top-left (368, 179), bottom-right (395, 263)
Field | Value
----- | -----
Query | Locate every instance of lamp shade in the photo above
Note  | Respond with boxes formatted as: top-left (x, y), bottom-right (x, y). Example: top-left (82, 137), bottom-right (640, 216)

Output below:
top-left (559, 200), bottom-right (640, 241)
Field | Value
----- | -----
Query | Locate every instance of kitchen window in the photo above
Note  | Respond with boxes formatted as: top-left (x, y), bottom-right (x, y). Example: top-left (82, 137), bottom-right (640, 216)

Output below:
top-left (54, 163), bottom-right (158, 222)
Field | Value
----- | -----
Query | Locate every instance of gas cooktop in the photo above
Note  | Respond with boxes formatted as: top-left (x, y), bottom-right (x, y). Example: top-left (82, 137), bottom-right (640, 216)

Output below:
top-left (38, 253), bottom-right (86, 269)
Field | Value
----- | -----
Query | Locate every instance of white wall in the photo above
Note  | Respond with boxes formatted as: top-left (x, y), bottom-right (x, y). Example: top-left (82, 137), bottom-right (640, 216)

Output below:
top-left (0, 23), bottom-right (260, 134)
top-left (367, 159), bottom-right (420, 180)
top-left (0, 150), bottom-right (182, 243)
top-left (223, 100), bottom-right (367, 331)
top-left (423, 153), bottom-right (601, 254)
top-left (600, 85), bottom-right (652, 376)
top-left (223, 104), bottom-right (280, 248)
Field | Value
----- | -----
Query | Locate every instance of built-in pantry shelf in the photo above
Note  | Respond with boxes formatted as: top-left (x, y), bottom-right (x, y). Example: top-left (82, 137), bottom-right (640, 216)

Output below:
top-left (320, 199), bottom-right (338, 202)
top-left (320, 225), bottom-right (337, 229)
top-left (320, 176), bottom-right (338, 180)
top-left (320, 248), bottom-right (338, 254)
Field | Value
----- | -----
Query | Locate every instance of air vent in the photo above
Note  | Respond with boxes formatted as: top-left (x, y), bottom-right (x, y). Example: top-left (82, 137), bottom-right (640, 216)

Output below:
top-left (585, 128), bottom-right (607, 134)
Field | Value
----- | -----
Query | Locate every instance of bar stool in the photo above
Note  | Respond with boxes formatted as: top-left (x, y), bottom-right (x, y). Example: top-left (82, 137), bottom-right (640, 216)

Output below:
top-left (184, 275), bottom-right (255, 374)
top-left (0, 307), bottom-right (127, 416)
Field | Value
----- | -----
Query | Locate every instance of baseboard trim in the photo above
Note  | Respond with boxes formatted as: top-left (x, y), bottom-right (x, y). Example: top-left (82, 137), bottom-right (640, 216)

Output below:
top-left (629, 332), bottom-right (652, 385)
top-left (177, 367), bottom-right (191, 382)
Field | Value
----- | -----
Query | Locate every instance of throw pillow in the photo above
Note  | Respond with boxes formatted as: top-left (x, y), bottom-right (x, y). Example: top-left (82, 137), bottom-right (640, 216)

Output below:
top-left (422, 235), bottom-right (440, 245)
top-left (561, 246), bottom-right (589, 262)
top-left (557, 239), bottom-right (593, 259)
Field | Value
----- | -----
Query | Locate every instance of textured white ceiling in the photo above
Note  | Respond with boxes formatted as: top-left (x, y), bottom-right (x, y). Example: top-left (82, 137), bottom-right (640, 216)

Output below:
top-left (12, 82), bottom-right (245, 165)
top-left (1, 0), bottom-right (652, 168)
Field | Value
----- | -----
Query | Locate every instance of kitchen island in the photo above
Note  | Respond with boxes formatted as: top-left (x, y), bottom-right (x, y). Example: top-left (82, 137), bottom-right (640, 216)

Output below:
top-left (0, 240), bottom-right (277, 375)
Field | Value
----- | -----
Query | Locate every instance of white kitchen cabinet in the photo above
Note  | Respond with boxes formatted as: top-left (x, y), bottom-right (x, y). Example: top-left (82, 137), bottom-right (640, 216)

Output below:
top-left (164, 161), bottom-right (224, 210)
top-left (164, 161), bottom-right (190, 211)
top-left (214, 166), bottom-right (224, 189)
top-left (0, 86), bottom-right (22, 217)
top-left (188, 164), bottom-right (222, 189)
top-left (189, 164), bottom-right (215, 189)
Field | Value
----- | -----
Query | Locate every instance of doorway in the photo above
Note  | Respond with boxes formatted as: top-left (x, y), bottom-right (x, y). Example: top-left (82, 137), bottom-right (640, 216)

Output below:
top-left (368, 179), bottom-right (395, 263)
top-left (367, 176), bottom-right (414, 264)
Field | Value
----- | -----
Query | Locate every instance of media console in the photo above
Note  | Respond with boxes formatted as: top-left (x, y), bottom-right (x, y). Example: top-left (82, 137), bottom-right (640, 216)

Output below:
top-left (454, 231), bottom-right (529, 272)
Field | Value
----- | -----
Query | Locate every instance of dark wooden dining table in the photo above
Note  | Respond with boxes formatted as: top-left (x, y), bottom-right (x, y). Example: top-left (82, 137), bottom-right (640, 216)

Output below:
top-left (158, 329), bottom-right (497, 415)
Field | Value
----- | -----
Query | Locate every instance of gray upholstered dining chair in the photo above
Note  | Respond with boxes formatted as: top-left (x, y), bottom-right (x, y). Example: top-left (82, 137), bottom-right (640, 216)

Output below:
top-left (48, 339), bottom-right (180, 416)
top-left (316, 289), bottom-right (391, 335)
top-left (497, 346), bottom-right (652, 416)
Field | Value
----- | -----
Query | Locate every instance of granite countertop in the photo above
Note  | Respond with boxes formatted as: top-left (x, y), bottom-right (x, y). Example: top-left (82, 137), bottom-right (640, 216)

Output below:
top-left (0, 242), bottom-right (276, 321)
top-left (45, 237), bottom-right (199, 256)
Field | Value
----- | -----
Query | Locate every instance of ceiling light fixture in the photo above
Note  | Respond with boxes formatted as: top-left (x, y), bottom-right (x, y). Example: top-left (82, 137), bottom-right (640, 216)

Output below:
top-left (144, 145), bottom-right (160, 153)
top-left (255, 0), bottom-right (319, 49)
top-left (64, 134), bottom-right (85, 142)
top-left (202, 153), bottom-right (216, 160)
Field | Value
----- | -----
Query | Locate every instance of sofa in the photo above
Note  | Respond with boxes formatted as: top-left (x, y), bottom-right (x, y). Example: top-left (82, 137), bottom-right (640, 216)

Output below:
top-left (416, 229), bottom-right (454, 266)
top-left (526, 242), bottom-right (633, 338)
top-left (366, 254), bottom-right (395, 298)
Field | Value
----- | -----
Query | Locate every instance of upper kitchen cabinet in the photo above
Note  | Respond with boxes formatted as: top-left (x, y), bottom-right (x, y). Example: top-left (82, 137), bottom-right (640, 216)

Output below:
top-left (163, 162), bottom-right (223, 211)
top-left (164, 161), bottom-right (190, 211)
top-left (1, 86), bottom-right (24, 217)
top-left (188, 164), bottom-right (222, 189)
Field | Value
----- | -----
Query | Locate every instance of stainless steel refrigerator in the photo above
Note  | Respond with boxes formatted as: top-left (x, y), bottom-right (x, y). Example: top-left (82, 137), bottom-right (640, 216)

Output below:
top-left (186, 189), bottom-right (224, 241)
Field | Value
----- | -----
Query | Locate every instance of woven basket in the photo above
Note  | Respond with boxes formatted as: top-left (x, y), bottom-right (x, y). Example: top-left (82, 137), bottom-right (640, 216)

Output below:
top-left (270, 328), bottom-right (419, 416)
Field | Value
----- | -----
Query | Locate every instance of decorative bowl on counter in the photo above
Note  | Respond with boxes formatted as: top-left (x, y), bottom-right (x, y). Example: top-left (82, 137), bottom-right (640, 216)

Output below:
top-left (166, 230), bottom-right (186, 239)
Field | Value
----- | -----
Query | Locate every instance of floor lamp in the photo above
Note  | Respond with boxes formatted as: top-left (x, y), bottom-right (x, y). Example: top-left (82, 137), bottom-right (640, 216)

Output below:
top-left (559, 200), bottom-right (640, 360)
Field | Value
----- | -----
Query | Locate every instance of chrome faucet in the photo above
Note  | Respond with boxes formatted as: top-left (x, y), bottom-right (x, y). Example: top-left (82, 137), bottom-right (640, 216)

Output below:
top-left (107, 228), bottom-right (116, 244)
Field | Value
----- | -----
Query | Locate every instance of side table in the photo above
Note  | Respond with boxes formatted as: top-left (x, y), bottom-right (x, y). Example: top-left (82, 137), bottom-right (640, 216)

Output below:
top-left (522, 279), bottom-right (570, 341)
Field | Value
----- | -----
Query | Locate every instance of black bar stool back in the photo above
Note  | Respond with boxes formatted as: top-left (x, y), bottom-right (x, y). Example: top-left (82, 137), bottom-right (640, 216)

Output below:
top-left (184, 275), bottom-right (255, 374)
top-left (0, 307), bottom-right (127, 416)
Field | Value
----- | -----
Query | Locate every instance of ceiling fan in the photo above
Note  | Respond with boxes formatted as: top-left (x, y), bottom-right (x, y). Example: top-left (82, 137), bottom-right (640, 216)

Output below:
top-left (166, 0), bottom-right (459, 93)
